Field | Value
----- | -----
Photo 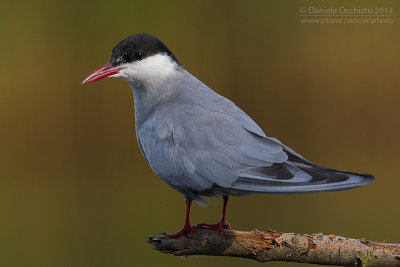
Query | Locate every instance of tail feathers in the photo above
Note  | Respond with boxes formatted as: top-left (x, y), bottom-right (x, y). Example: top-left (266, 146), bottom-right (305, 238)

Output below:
top-left (231, 160), bottom-right (374, 194)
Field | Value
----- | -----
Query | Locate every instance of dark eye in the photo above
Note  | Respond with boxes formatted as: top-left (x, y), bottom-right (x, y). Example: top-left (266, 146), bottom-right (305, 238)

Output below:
top-left (135, 52), bottom-right (144, 60)
top-left (122, 52), bottom-right (132, 62)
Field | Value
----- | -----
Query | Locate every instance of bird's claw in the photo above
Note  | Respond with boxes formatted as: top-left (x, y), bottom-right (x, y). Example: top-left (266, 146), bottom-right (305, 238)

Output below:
top-left (161, 225), bottom-right (195, 237)
top-left (196, 220), bottom-right (231, 230)
top-left (162, 220), bottom-right (231, 237)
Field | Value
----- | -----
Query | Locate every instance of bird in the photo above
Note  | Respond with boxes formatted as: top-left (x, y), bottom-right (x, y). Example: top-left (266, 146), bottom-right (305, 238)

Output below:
top-left (82, 33), bottom-right (374, 237)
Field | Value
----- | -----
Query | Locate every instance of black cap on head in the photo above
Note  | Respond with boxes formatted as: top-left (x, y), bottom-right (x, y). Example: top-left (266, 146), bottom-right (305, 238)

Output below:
top-left (109, 33), bottom-right (181, 67)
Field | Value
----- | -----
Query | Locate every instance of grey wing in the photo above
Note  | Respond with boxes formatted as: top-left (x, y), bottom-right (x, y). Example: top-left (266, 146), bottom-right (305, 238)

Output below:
top-left (137, 104), bottom-right (287, 197)
top-left (138, 102), bottom-right (373, 199)
top-left (166, 105), bottom-right (289, 188)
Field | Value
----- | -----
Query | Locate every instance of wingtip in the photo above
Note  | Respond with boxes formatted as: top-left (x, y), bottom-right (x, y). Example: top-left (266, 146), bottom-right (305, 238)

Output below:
top-left (362, 173), bottom-right (375, 185)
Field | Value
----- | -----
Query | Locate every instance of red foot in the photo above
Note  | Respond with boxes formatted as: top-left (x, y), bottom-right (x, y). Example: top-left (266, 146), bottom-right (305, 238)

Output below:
top-left (161, 224), bottom-right (196, 237)
top-left (162, 199), bottom-right (196, 237)
top-left (162, 196), bottom-right (231, 237)
top-left (196, 220), bottom-right (231, 230)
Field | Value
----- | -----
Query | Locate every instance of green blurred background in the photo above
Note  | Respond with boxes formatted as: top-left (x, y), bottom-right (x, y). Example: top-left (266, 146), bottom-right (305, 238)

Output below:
top-left (1, 0), bottom-right (399, 266)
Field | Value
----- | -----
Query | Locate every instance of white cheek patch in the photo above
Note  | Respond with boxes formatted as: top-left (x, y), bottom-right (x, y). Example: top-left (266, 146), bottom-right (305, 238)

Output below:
top-left (118, 53), bottom-right (179, 84)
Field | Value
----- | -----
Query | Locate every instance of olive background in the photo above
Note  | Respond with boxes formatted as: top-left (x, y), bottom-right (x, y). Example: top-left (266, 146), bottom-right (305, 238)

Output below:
top-left (0, 0), bottom-right (399, 266)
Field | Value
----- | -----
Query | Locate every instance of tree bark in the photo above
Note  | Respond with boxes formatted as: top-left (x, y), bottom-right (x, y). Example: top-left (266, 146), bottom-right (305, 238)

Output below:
top-left (147, 228), bottom-right (400, 266)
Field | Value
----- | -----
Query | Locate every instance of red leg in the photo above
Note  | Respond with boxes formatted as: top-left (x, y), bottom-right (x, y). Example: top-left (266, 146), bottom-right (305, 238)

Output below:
top-left (162, 199), bottom-right (195, 237)
top-left (196, 196), bottom-right (231, 229)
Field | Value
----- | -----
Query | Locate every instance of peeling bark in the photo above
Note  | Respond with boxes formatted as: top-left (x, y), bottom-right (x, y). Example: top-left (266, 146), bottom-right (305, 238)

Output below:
top-left (147, 228), bottom-right (400, 266)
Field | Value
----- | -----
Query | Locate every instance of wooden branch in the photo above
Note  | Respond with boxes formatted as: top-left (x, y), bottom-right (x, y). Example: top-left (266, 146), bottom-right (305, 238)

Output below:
top-left (147, 228), bottom-right (400, 266)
